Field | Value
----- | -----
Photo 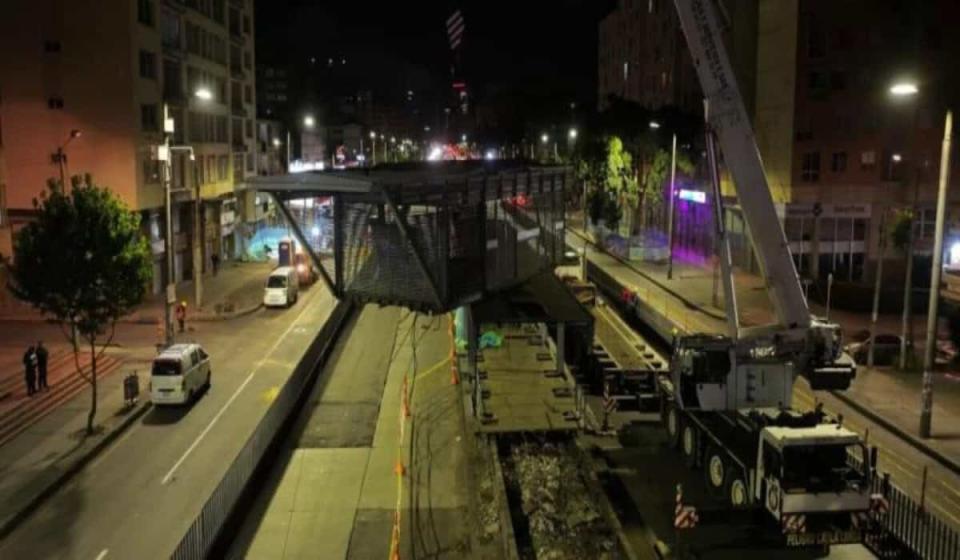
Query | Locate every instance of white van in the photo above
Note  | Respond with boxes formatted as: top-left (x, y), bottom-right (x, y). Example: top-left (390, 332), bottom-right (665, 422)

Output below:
top-left (150, 343), bottom-right (211, 405)
top-left (264, 266), bottom-right (299, 307)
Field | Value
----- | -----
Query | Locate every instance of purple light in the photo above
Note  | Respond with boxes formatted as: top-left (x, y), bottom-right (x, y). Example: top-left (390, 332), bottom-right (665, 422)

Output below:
top-left (678, 189), bottom-right (706, 204)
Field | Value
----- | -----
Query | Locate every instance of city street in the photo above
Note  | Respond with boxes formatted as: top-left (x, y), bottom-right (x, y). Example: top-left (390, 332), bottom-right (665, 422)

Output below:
top-left (0, 283), bottom-right (335, 560)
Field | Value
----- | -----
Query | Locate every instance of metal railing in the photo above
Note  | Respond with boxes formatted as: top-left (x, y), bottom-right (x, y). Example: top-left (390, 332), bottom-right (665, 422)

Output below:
top-left (170, 300), bottom-right (353, 560)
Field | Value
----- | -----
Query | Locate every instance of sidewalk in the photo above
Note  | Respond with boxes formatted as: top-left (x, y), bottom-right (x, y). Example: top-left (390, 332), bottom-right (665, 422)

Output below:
top-left (0, 259), bottom-right (273, 324)
top-left (569, 218), bottom-right (960, 474)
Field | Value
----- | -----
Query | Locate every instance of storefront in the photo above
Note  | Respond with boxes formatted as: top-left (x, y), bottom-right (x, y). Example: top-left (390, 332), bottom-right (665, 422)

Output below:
top-left (783, 202), bottom-right (871, 282)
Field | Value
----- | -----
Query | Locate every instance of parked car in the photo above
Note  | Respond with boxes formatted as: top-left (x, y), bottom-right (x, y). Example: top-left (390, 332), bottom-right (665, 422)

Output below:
top-left (150, 343), bottom-right (211, 405)
top-left (264, 266), bottom-right (299, 307)
top-left (845, 332), bottom-right (910, 366)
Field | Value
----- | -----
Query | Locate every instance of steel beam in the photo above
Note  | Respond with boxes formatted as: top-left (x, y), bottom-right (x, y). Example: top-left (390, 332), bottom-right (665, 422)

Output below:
top-left (381, 189), bottom-right (444, 309)
top-left (270, 193), bottom-right (337, 296)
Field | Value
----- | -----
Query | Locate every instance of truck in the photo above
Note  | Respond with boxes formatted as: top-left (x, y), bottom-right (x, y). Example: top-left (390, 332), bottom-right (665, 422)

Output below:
top-left (654, 0), bottom-right (884, 548)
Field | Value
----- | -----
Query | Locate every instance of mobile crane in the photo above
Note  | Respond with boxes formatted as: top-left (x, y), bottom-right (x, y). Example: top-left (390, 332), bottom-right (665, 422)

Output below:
top-left (657, 0), bottom-right (882, 548)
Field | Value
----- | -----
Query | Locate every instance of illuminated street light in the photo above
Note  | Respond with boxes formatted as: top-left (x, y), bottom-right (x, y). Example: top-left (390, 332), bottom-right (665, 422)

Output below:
top-left (303, 115), bottom-right (315, 128)
top-left (369, 131), bottom-right (376, 139)
top-left (194, 87), bottom-right (213, 100)
top-left (890, 82), bottom-right (919, 97)
top-left (568, 128), bottom-right (578, 140)
top-left (461, 134), bottom-right (467, 143)
top-left (541, 133), bottom-right (549, 144)
top-left (891, 153), bottom-right (903, 162)
top-left (390, 136), bottom-right (396, 143)
top-left (649, 121), bottom-right (661, 130)
top-left (272, 138), bottom-right (281, 147)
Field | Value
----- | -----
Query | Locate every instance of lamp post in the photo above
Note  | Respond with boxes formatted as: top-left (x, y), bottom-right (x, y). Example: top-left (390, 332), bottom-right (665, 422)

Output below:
top-left (369, 131), bottom-right (377, 165)
top-left (667, 133), bottom-right (678, 279)
top-left (920, 110), bottom-right (953, 439)
top-left (889, 80), bottom-right (922, 370)
top-left (55, 129), bottom-right (82, 191)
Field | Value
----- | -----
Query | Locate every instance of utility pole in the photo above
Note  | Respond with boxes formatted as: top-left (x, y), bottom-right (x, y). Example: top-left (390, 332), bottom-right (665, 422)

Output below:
top-left (161, 107), bottom-right (175, 346)
top-left (193, 178), bottom-right (203, 309)
top-left (667, 133), bottom-right (678, 279)
top-left (868, 210), bottom-right (887, 368)
top-left (900, 178), bottom-right (920, 370)
top-left (920, 110), bottom-right (953, 439)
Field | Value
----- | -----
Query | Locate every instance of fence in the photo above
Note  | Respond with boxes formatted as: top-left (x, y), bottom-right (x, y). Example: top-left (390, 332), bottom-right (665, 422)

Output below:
top-left (866, 472), bottom-right (960, 560)
top-left (170, 301), bottom-right (353, 560)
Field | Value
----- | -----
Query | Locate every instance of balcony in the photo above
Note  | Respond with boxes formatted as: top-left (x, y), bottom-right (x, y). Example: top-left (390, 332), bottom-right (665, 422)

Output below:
top-left (231, 102), bottom-right (246, 117)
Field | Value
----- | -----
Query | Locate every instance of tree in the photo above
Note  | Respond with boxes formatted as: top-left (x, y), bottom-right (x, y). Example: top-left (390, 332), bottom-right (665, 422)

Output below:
top-left (639, 148), bottom-right (695, 232)
top-left (4, 176), bottom-right (151, 435)
top-left (603, 136), bottom-right (638, 235)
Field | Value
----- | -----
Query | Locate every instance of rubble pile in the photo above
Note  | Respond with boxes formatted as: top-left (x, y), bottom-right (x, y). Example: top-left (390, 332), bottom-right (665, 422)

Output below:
top-left (510, 442), bottom-right (615, 560)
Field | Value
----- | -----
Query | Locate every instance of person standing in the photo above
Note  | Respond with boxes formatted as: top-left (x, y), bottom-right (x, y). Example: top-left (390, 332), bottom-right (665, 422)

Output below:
top-left (23, 345), bottom-right (37, 396)
top-left (36, 341), bottom-right (49, 391)
top-left (211, 253), bottom-right (220, 276)
top-left (175, 301), bottom-right (187, 333)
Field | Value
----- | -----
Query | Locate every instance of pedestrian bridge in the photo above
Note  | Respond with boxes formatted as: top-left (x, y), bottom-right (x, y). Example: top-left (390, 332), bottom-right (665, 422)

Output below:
top-left (250, 161), bottom-right (570, 313)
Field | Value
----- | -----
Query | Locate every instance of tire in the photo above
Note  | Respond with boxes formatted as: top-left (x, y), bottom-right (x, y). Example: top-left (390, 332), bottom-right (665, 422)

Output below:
top-left (665, 405), bottom-right (681, 448)
top-left (187, 388), bottom-right (195, 404)
top-left (727, 471), bottom-right (749, 509)
top-left (681, 423), bottom-right (698, 467)
top-left (704, 446), bottom-right (726, 495)
top-left (205, 371), bottom-right (211, 389)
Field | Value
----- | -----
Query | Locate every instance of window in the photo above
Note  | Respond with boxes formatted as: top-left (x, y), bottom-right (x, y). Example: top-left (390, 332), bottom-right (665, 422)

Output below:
top-left (43, 40), bottom-right (61, 53)
top-left (141, 104), bottom-right (158, 131)
top-left (806, 16), bottom-right (825, 58)
top-left (143, 156), bottom-right (161, 184)
top-left (244, 84), bottom-right (252, 104)
top-left (801, 152), bottom-right (820, 182)
top-left (246, 153), bottom-right (255, 172)
top-left (860, 150), bottom-right (876, 170)
top-left (830, 71), bottom-right (846, 91)
top-left (243, 51), bottom-right (252, 70)
top-left (139, 50), bottom-right (157, 80)
top-left (217, 155), bottom-right (229, 180)
top-left (138, 0), bottom-right (155, 27)
top-left (244, 119), bottom-right (253, 139)
top-left (243, 15), bottom-right (251, 34)
top-left (47, 97), bottom-right (64, 109)
top-left (831, 152), bottom-right (847, 173)
top-left (207, 155), bottom-right (216, 182)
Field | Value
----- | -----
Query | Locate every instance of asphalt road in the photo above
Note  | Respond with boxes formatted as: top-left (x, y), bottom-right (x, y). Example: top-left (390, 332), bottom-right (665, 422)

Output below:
top-left (0, 283), bottom-right (336, 560)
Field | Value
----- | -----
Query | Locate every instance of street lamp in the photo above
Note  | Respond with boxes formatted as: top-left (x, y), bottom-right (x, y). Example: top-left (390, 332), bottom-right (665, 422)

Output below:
top-left (56, 129), bottom-right (82, 190)
top-left (194, 87), bottom-right (213, 101)
top-left (272, 138), bottom-right (280, 148)
top-left (568, 128), bottom-right (578, 140)
top-left (541, 133), bottom-right (549, 144)
top-left (649, 121), bottom-right (661, 130)
top-left (303, 115), bottom-right (315, 128)
top-left (890, 82), bottom-right (919, 97)
top-left (369, 131), bottom-right (378, 165)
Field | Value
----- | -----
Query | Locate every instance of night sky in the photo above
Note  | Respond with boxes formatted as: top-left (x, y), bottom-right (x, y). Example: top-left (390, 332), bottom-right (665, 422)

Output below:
top-left (256, 0), bottom-right (616, 120)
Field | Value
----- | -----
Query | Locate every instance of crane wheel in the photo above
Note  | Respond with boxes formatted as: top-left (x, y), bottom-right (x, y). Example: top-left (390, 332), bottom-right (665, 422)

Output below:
top-left (705, 447), bottom-right (726, 494)
top-left (665, 406), bottom-right (681, 448)
top-left (681, 424), bottom-right (698, 467)
top-left (727, 473), bottom-right (748, 509)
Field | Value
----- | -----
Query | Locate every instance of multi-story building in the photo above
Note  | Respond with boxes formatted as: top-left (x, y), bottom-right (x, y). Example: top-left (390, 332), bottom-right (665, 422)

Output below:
top-left (0, 0), bottom-right (257, 295)
top-left (752, 0), bottom-right (960, 284)
top-left (597, 0), bottom-right (701, 113)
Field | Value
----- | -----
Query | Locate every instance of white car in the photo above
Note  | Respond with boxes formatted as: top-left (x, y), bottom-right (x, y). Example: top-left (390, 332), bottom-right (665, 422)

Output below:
top-left (150, 343), bottom-right (211, 405)
top-left (263, 266), bottom-right (299, 308)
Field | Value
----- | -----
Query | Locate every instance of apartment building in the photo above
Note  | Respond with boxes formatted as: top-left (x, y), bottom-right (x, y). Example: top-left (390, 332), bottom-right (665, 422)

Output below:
top-left (0, 0), bottom-right (257, 294)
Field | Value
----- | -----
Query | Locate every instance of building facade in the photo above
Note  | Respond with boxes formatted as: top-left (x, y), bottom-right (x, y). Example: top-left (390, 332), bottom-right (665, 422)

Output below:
top-left (0, 0), bottom-right (257, 296)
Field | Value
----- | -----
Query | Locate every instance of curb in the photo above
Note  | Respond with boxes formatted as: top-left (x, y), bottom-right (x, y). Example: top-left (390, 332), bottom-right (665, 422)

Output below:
top-left (0, 302), bottom-right (263, 325)
top-left (0, 400), bottom-right (153, 540)
top-left (567, 228), bottom-right (727, 322)
top-left (829, 388), bottom-right (960, 477)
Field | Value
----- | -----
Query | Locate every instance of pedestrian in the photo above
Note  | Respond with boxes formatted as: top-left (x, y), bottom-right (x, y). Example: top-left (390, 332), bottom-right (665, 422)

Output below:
top-left (176, 301), bottom-right (187, 333)
top-left (211, 253), bottom-right (220, 276)
top-left (23, 345), bottom-right (37, 396)
top-left (36, 340), bottom-right (49, 391)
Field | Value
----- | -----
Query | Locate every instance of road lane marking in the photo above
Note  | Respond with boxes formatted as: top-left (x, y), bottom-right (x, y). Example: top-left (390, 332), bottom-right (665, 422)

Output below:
top-left (94, 549), bottom-right (108, 560)
top-left (161, 297), bottom-right (319, 485)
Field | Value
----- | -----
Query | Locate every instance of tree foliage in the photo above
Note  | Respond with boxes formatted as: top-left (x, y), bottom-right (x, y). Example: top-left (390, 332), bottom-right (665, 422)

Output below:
top-left (4, 176), bottom-right (151, 433)
top-left (889, 208), bottom-right (914, 253)
top-left (604, 136), bottom-right (639, 206)
top-left (641, 148), bottom-right (695, 215)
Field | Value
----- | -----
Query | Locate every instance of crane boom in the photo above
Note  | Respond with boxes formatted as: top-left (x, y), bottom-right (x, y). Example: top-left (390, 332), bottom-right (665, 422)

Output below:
top-left (673, 0), bottom-right (810, 331)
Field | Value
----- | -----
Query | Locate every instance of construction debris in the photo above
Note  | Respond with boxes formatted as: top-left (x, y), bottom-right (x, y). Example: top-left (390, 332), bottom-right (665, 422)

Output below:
top-left (507, 441), bottom-right (615, 560)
